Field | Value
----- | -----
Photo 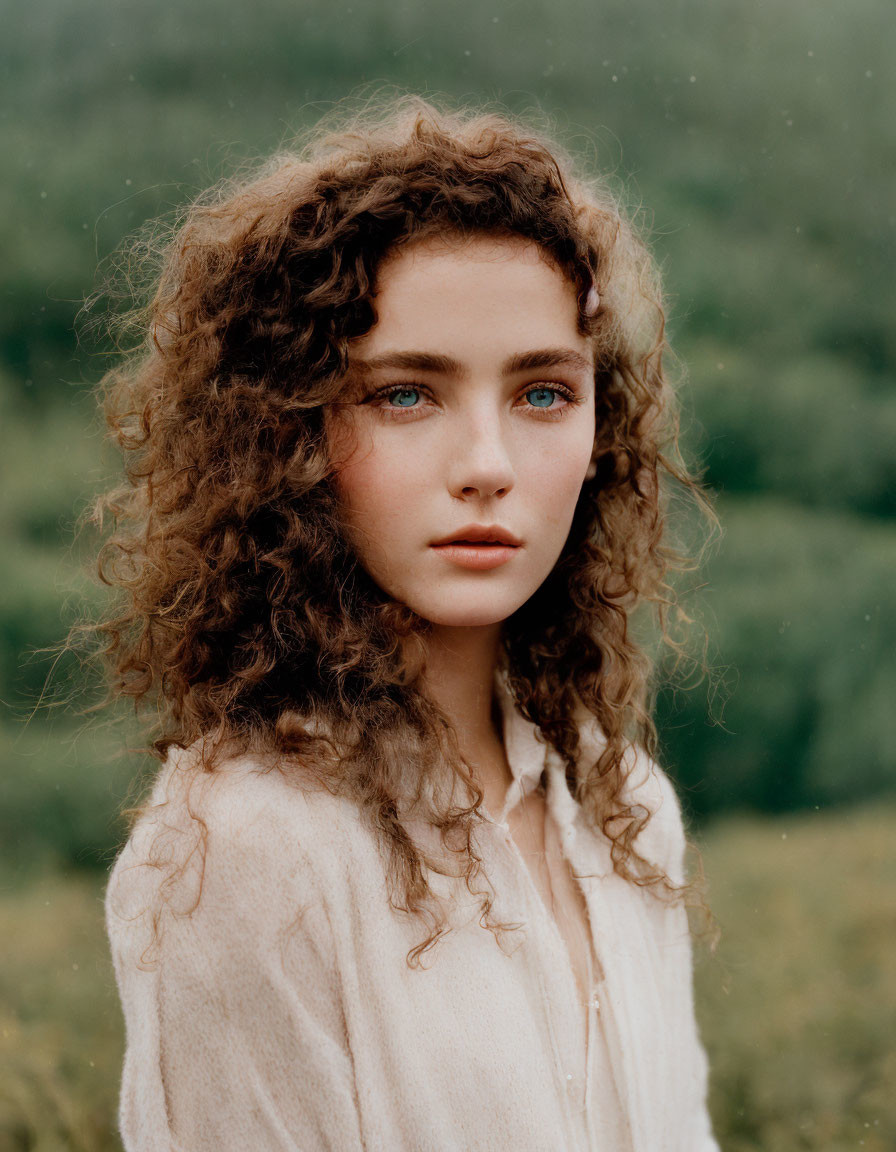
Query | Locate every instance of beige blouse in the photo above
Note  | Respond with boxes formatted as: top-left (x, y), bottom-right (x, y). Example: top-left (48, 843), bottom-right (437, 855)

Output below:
top-left (106, 674), bottom-right (718, 1151)
top-left (493, 769), bottom-right (629, 1149)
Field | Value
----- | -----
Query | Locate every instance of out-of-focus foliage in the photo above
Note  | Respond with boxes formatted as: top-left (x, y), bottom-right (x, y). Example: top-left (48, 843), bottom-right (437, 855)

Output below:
top-left (0, 870), bottom-right (122, 1150)
top-left (697, 804), bottom-right (896, 1150)
top-left (1, 0), bottom-right (893, 863)
top-left (684, 349), bottom-right (896, 517)
top-left (658, 496), bottom-right (896, 817)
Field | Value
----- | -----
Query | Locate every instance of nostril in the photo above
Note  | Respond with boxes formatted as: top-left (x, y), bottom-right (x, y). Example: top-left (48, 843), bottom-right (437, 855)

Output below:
top-left (461, 486), bottom-right (507, 498)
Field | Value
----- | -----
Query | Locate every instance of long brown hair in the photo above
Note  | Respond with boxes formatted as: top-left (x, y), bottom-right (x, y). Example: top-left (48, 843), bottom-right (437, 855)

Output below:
top-left (87, 95), bottom-right (715, 962)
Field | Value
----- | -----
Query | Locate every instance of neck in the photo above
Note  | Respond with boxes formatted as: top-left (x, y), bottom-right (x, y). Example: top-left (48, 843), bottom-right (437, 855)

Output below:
top-left (420, 623), bottom-right (512, 815)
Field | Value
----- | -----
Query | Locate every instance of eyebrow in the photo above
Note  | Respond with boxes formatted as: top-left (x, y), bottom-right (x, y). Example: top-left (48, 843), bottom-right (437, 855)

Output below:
top-left (352, 347), bottom-right (594, 377)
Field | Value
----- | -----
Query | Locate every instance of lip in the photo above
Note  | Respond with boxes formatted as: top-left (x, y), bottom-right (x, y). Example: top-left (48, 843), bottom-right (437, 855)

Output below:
top-left (429, 543), bottom-right (519, 571)
top-left (430, 524), bottom-right (523, 547)
top-left (429, 525), bottom-right (522, 572)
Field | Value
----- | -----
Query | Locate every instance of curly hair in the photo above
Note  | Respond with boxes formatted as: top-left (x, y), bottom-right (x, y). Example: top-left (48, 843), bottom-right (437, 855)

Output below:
top-left (86, 95), bottom-right (714, 963)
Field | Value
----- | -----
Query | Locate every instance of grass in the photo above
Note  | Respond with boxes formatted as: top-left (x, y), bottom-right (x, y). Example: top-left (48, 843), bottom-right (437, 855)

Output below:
top-left (693, 803), bottom-right (895, 1151)
top-left (0, 873), bottom-right (121, 1152)
top-left (1, 804), bottom-right (893, 1151)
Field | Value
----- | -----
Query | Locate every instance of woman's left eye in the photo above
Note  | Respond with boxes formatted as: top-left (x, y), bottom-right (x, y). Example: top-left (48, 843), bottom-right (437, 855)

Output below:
top-left (525, 387), bottom-right (560, 408)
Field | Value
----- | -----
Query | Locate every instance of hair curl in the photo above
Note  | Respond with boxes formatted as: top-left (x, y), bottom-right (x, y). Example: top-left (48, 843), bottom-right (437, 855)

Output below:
top-left (85, 95), bottom-right (716, 963)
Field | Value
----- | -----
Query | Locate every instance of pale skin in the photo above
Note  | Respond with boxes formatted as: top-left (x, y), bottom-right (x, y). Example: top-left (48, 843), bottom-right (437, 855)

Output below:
top-left (328, 232), bottom-right (597, 813)
top-left (326, 232), bottom-right (600, 1001)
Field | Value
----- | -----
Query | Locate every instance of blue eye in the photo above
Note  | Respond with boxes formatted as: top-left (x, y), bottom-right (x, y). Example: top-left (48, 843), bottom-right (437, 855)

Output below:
top-left (526, 387), bottom-right (557, 408)
top-left (388, 388), bottom-right (420, 407)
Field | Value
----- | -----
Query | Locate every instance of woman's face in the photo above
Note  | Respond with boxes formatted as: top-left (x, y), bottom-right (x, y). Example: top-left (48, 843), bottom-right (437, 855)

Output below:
top-left (326, 233), bottom-right (596, 629)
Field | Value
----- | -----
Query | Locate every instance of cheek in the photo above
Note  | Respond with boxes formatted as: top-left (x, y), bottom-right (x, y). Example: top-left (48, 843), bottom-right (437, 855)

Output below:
top-left (336, 460), bottom-right (387, 527)
top-left (525, 440), bottom-right (593, 517)
top-left (331, 432), bottom-right (420, 541)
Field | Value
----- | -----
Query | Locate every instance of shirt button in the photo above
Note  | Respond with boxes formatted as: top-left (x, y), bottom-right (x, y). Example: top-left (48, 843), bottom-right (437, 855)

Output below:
top-left (565, 1073), bottom-right (573, 1082)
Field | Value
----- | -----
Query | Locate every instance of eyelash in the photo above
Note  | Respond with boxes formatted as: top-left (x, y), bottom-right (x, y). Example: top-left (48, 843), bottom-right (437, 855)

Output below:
top-left (364, 383), bottom-right (582, 421)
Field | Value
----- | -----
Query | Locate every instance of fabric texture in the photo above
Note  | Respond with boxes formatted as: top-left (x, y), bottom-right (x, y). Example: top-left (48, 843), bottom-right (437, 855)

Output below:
top-left (106, 674), bottom-right (719, 1152)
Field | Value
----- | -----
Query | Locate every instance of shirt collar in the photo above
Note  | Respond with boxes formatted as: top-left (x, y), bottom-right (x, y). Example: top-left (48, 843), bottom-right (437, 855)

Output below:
top-left (491, 665), bottom-right (552, 823)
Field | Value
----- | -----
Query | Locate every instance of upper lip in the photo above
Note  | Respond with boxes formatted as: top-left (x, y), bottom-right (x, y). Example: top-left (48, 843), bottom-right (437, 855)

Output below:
top-left (430, 524), bottom-right (522, 547)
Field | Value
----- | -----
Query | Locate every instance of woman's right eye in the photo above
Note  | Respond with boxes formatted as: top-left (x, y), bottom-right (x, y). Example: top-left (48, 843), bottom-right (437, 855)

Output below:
top-left (385, 388), bottom-right (420, 408)
top-left (364, 385), bottom-right (430, 416)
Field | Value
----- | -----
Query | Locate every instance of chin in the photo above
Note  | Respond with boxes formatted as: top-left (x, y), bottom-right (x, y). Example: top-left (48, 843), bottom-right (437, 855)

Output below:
top-left (411, 595), bottom-right (527, 629)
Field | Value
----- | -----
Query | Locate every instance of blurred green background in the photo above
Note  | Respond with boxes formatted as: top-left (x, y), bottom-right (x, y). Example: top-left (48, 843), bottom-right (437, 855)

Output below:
top-left (1, 0), bottom-right (893, 1148)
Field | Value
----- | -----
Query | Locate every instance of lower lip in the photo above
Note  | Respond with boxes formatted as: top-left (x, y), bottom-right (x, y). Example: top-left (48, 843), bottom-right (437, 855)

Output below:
top-left (430, 544), bottom-right (520, 570)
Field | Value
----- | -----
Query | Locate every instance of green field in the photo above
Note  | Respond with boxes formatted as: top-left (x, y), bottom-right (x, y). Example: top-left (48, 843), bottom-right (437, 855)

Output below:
top-left (2, 803), bottom-right (892, 1152)
top-left (696, 805), bottom-right (894, 1151)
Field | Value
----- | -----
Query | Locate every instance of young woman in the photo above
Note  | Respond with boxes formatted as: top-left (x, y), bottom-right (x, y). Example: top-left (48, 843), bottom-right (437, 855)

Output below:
top-left (101, 97), bottom-right (718, 1151)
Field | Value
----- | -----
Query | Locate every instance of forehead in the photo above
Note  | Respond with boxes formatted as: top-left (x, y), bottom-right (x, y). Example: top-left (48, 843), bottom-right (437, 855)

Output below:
top-left (356, 233), bottom-right (585, 357)
top-left (376, 230), bottom-right (567, 287)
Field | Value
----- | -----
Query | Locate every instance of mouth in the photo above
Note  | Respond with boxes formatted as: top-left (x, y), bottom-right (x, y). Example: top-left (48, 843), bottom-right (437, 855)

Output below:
top-left (430, 525), bottom-right (522, 548)
top-left (429, 526), bottom-right (522, 571)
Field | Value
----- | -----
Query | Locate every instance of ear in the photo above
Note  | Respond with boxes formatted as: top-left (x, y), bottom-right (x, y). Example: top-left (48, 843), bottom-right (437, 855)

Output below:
top-left (585, 458), bottom-right (597, 481)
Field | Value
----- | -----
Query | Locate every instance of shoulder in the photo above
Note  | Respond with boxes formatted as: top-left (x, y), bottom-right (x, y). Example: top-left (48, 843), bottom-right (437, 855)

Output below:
top-left (105, 743), bottom-right (375, 952)
top-left (574, 712), bottom-right (688, 884)
top-left (620, 746), bottom-right (688, 885)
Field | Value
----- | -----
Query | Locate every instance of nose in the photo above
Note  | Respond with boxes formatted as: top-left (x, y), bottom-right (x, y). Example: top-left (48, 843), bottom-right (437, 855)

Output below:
top-left (446, 412), bottom-right (516, 501)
